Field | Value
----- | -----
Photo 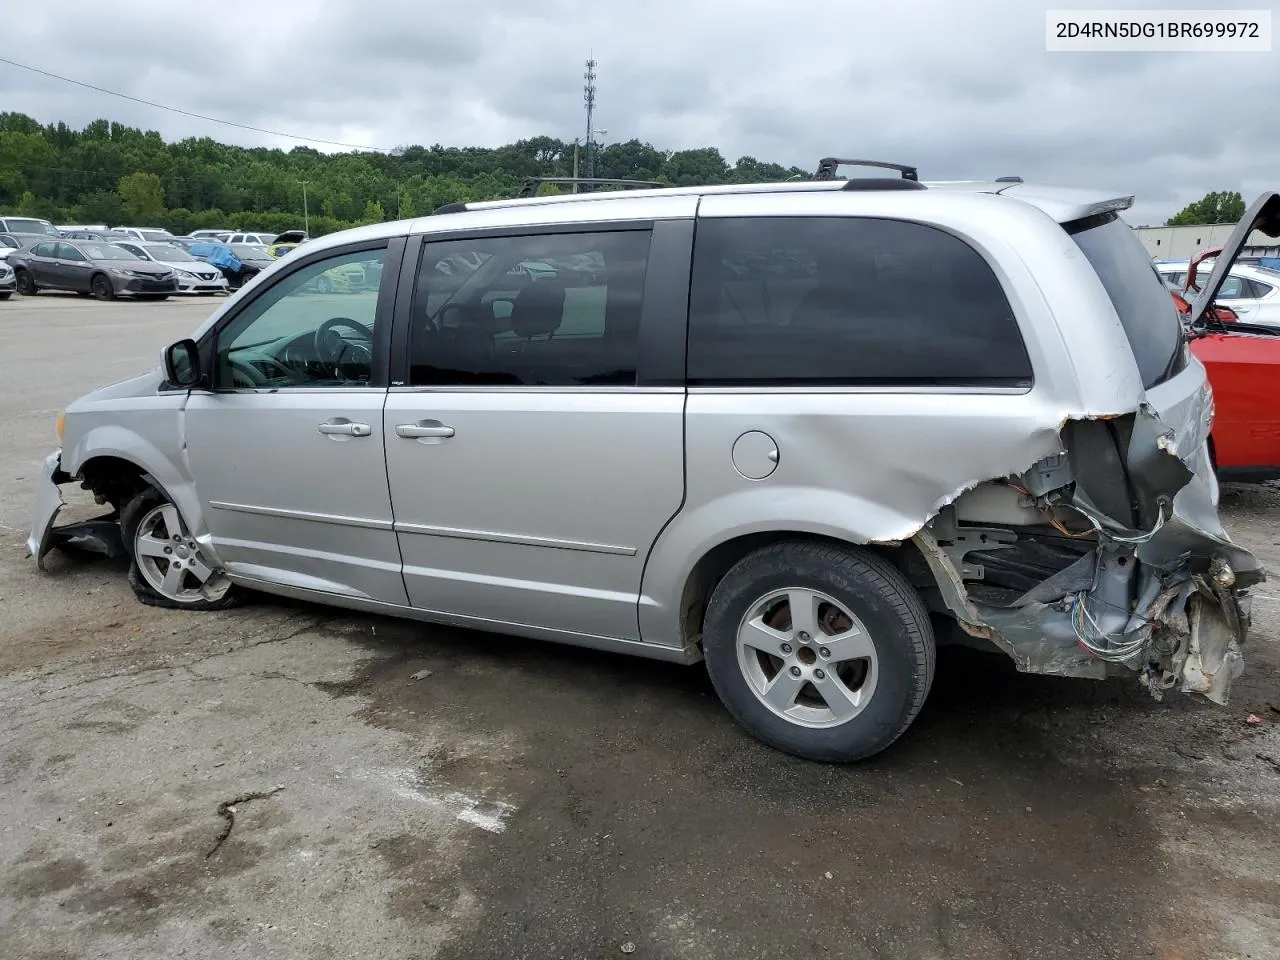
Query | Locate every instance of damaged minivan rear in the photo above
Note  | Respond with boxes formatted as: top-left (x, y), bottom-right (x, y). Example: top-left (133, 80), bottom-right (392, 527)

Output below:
top-left (28, 174), bottom-right (1273, 763)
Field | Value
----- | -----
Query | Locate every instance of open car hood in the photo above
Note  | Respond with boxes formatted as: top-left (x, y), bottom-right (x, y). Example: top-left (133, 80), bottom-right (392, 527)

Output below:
top-left (1189, 191), bottom-right (1280, 325)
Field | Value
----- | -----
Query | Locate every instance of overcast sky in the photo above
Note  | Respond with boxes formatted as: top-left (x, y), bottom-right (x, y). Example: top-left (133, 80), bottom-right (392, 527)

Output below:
top-left (3, 0), bottom-right (1278, 225)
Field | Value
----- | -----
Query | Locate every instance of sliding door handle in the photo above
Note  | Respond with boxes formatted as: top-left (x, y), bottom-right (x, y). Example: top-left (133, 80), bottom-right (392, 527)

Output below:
top-left (395, 420), bottom-right (455, 440)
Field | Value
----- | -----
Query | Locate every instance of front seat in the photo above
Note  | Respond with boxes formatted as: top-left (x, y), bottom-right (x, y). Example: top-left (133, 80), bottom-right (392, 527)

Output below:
top-left (507, 278), bottom-right (567, 346)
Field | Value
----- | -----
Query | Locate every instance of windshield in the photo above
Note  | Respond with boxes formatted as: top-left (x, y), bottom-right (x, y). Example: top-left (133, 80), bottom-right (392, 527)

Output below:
top-left (140, 230), bottom-right (173, 243)
top-left (232, 244), bottom-right (270, 258)
top-left (145, 243), bottom-right (196, 262)
top-left (1070, 215), bottom-right (1183, 389)
top-left (81, 243), bottom-right (140, 261)
top-left (6, 218), bottom-right (58, 236)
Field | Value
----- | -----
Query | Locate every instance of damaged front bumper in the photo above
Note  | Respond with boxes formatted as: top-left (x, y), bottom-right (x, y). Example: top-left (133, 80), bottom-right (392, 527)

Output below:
top-left (916, 402), bottom-right (1262, 706)
top-left (27, 450), bottom-right (125, 569)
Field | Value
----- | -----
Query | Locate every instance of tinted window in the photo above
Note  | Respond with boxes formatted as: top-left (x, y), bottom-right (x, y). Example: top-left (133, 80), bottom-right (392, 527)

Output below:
top-left (1248, 278), bottom-right (1274, 298)
top-left (686, 217), bottom-right (1031, 386)
top-left (408, 231), bottom-right (650, 387)
top-left (57, 243), bottom-right (86, 262)
top-left (1069, 215), bottom-right (1182, 389)
top-left (32, 242), bottom-right (56, 258)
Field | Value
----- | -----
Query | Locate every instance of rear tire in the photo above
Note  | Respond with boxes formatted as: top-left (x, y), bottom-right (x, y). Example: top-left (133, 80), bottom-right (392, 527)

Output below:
top-left (121, 487), bottom-right (242, 611)
top-left (14, 269), bottom-right (36, 296)
top-left (91, 274), bottom-right (115, 301)
top-left (701, 541), bottom-right (935, 762)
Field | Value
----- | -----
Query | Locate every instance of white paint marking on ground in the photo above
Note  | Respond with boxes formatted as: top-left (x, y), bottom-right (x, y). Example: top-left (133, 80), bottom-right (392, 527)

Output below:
top-left (354, 767), bottom-right (516, 834)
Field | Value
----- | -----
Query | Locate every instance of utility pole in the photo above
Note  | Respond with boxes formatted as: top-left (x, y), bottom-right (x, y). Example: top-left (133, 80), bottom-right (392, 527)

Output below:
top-left (583, 57), bottom-right (597, 179)
top-left (572, 138), bottom-right (580, 193)
top-left (300, 180), bottom-right (310, 235)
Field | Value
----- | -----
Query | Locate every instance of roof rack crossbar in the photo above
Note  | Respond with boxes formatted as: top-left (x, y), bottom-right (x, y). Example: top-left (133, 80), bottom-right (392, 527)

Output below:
top-left (516, 177), bottom-right (665, 199)
top-left (814, 158), bottom-right (919, 182)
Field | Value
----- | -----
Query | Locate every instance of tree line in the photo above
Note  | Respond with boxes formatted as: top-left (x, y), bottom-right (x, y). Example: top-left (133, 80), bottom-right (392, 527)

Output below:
top-left (0, 112), bottom-right (808, 237)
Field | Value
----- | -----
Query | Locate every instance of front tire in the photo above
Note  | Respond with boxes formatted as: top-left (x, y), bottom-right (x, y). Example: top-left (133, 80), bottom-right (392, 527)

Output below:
top-left (91, 274), bottom-right (115, 301)
top-left (701, 541), bottom-right (935, 762)
top-left (0, 291), bottom-right (10, 300)
top-left (121, 488), bottom-right (241, 610)
top-left (14, 269), bottom-right (36, 296)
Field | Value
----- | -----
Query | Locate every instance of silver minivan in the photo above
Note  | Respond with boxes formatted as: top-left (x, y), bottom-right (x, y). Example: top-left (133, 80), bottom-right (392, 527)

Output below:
top-left (28, 166), bottom-right (1275, 762)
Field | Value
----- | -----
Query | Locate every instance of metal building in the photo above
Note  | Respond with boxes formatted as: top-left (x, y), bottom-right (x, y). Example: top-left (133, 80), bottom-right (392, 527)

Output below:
top-left (1132, 222), bottom-right (1280, 260)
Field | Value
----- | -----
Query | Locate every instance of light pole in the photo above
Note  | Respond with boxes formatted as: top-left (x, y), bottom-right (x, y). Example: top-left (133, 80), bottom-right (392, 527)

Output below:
top-left (592, 130), bottom-right (608, 181)
top-left (300, 180), bottom-right (310, 235)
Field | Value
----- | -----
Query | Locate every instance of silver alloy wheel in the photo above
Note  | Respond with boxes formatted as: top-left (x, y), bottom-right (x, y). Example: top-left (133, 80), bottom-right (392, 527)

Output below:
top-left (133, 504), bottom-right (231, 604)
top-left (736, 587), bottom-right (878, 728)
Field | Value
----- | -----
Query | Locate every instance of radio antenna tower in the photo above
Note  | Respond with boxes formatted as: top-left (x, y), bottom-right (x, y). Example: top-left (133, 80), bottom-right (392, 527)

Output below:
top-left (583, 57), bottom-right (598, 178)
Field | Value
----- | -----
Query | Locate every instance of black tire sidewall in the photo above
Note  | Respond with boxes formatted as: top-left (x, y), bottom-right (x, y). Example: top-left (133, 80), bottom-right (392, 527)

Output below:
top-left (702, 543), bottom-right (933, 762)
top-left (92, 275), bottom-right (114, 300)
top-left (15, 270), bottom-right (35, 295)
top-left (120, 487), bottom-right (239, 611)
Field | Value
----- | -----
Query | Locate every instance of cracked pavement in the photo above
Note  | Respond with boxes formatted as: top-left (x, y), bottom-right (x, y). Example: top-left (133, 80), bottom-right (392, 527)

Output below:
top-left (2, 297), bottom-right (1280, 960)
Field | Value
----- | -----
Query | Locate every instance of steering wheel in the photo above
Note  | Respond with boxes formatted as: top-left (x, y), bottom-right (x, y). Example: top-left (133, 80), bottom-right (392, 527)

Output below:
top-left (314, 317), bottom-right (374, 368)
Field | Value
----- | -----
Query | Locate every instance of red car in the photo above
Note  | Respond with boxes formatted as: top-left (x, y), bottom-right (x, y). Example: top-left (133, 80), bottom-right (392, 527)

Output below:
top-left (1169, 194), bottom-right (1280, 481)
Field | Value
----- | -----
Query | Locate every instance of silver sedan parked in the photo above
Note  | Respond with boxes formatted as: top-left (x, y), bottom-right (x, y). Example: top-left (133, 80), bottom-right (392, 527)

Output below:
top-left (111, 240), bottom-right (230, 295)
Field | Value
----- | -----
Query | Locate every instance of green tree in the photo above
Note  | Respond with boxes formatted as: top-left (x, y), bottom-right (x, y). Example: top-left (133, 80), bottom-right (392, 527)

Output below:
top-left (361, 199), bottom-right (385, 223)
top-left (118, 171), bottom-right (166, 222)
top-left (1166, 191), bottom-right (1246, 226)
top-left (18, 190), bottom-right (59, 220)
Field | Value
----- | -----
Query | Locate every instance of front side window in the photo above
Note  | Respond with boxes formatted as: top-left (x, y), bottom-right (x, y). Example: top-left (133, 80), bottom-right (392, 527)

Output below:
top-left (687, 217), bottom-right (1031, 386)
top-left (215, 247), bottom-right (387, 389)
top-left (407, 230), bottom-right (650, 387)
top-left (57, 243), bottom-right (86, 262)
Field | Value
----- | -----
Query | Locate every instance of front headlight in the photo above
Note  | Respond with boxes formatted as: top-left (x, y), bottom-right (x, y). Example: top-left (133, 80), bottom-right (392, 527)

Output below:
top-left (55, 411), bottom-right (65, 441)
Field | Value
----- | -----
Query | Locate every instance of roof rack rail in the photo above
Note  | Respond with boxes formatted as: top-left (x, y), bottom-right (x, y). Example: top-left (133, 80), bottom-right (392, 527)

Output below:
top-left (995, 175), bottom-right (1023, 183)
top-left (814, 158), bottom-right (918, 182)
top-left (432, 202), bottom-right (469, 215)
top-left (516, 177), bottom-right (665, 199)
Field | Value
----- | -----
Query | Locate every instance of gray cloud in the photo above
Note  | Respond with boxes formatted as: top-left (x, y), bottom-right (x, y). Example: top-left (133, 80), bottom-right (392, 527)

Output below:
top-left (3, 0), bottom-right (1278, 223)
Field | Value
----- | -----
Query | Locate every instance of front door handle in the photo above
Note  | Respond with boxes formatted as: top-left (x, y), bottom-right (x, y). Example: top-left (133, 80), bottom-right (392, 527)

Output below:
top-left (395, 420), bottom-right (455, 440)
top-left (318, 419), bottom-right (372, 438)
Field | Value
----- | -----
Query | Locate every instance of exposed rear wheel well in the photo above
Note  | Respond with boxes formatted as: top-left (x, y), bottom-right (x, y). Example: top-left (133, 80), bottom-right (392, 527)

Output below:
top-left (679, 531), bottom-right (939, 650)
top-left (78, 456), bottom-right (153, 511)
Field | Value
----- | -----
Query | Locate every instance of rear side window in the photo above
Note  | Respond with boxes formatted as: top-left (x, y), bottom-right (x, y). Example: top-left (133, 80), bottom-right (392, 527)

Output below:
top-left (1068, 214), bottom-right (1183, 389)
top-left (686, 217), bottom-right (1031, 386)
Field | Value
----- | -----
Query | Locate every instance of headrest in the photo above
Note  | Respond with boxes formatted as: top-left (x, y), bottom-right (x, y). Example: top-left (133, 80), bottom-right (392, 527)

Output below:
top-left (509, 278), bottom-right (566, 338)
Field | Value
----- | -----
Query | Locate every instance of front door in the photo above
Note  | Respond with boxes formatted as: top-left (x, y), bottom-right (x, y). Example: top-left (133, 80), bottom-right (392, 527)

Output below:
top-left (185, 241), bottom-right (408, 605)
top-left (383, 226), bottom-right (686, 640)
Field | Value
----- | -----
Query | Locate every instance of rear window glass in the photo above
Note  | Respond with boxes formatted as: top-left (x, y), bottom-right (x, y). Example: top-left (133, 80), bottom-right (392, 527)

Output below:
top-left (1069, 215), bottom-right (1182, 388)
top-left (687, 217), bottom-right (1032, 386)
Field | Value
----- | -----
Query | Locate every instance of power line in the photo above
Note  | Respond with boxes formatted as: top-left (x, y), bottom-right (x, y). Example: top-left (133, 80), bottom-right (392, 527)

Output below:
top-left (0, 56), bottom-right (391, 153)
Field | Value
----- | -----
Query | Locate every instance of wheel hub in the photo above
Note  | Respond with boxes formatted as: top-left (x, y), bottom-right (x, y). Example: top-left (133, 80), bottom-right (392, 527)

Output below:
top-left (735, 587), bottom-right (879, 728)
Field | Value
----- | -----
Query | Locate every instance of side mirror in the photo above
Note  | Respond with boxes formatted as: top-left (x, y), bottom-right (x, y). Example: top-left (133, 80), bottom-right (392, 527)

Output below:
top-left (163, 339), bottom-right (202, 387)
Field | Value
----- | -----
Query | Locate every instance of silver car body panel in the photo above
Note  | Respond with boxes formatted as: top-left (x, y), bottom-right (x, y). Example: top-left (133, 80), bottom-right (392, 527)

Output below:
top-left (31, 179), bottom-right (1262, 704)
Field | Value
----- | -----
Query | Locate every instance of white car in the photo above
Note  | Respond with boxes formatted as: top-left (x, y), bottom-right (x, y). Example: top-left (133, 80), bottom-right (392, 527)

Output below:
top-left (111, 227), bottom-right (177, 243)
top-left (112, 241), bottom-right (229, 294)
top-left (226, 232), bottom-right (276, 246)
top-left (1155, 259), bottom-right (1280, 326)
